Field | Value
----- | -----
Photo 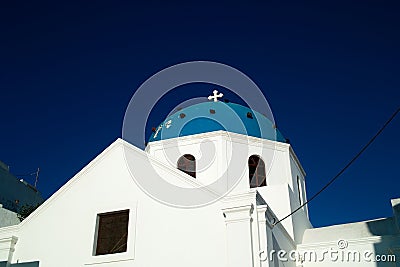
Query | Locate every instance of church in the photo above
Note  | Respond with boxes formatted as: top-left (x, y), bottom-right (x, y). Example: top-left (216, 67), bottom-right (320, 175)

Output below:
top-left (0, 90), bottom-right (398, 267)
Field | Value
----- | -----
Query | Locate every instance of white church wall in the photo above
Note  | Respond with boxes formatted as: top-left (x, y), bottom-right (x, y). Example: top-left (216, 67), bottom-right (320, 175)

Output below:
top-left (258, 184), bottom-right (311, 246)
top-left (1, 133), bottom-right (395, 267)
top-left (11, 142), bottom-right (136, 266)
top-left (146, 131), bottom-right (297, 194)
top-left (147, 131), bottom-right (312, 244)
top-left (147, 133), bottom-right (224, 187)
top-left (222, 192), bottom-right (259, 267)
top-left (9, 140), bottom-right (230, 267)
top-left (287, 187), bottom-right (312, 244)
top-left (288, 152), bottom-right (308, 217)
top-left (258, 185), bottom-right (294, 239)
top-left (270, 223), bottom-right (297, 267)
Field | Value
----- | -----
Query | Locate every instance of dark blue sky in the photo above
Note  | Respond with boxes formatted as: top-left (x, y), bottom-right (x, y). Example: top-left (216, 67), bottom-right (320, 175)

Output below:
top-left (0, 1), bottom-right (399, 227)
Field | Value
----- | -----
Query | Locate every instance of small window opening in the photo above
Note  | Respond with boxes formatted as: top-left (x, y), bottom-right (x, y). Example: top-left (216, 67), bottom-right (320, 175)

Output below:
top-left (177, 154), bottom-right (196, 178)
top-left (248, 155), bottom-right (266, 188)
top-left (95, 209), bottom-right (129, 256)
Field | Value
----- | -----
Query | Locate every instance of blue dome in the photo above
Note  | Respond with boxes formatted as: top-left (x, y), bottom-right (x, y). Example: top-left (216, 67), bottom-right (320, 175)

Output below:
top-left (148, 102), bottom-right (286, 143)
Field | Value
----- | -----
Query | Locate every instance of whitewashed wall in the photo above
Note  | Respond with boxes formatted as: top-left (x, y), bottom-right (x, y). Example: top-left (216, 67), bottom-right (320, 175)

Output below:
top-left (147, 131), bottom-right (311, 242)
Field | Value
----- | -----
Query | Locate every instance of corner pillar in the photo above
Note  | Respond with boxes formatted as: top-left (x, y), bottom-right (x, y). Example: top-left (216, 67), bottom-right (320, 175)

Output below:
top-left (257, 205), bottom-right (274, 267)
top-left (222, 204), bottom-right (254, 267)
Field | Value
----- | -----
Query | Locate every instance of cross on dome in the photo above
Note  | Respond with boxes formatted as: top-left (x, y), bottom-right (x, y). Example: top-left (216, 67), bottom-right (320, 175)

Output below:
top-left (208, 90), bottom-right (223, 102)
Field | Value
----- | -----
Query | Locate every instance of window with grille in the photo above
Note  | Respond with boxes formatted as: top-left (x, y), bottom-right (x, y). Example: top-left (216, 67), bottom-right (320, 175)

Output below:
top-left (249, 155), bottom-right (266, 188)
top-left (177, 154), bottom-right (196, 178)
top-left (95, 209), bottom-right (129, 256)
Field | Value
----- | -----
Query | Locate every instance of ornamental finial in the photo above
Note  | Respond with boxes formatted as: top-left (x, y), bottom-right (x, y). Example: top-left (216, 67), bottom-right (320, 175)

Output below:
top-left (207, 90), bottom-right (223, 102)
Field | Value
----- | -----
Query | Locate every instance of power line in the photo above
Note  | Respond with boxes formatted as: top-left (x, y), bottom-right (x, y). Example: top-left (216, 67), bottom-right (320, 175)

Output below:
top-left (273, 106), bottom-right (400, 227)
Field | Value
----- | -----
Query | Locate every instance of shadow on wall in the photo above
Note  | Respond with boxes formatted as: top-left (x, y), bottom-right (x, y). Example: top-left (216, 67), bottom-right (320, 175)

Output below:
top-left (367, 198), bottom-right (400, 266)
top-left (271, 235), bottom-right (283, 267)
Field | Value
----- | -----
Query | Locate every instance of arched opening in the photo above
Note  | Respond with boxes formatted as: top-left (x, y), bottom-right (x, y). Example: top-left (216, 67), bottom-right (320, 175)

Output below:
top-left (177, 154), bottom-right (196, 178)
top-left (248, 155), bottom-right (266, 188)
top-left (297, 175), bottom-right (303, 205)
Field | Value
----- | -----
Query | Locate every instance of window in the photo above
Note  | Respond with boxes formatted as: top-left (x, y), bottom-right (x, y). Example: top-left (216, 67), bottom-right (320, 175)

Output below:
top-left (177, 154), bottom-right (196, 178)
top-left (95, 209), bottom-right (129, 256)
top-left (297, 175), bottom-right (302, 205)
top-left (248, 155), bottom-right (266, 188)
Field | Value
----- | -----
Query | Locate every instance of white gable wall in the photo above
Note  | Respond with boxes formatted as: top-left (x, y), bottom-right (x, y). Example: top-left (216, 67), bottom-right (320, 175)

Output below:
top-left (10, 140), bottom-right (229, 267)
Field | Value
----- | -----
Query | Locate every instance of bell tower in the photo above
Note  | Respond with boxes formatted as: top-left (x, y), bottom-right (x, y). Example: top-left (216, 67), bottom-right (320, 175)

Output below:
top-left (145, 91), bottom-right (311, 242)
